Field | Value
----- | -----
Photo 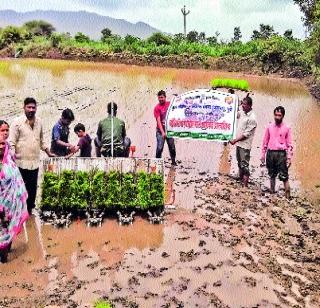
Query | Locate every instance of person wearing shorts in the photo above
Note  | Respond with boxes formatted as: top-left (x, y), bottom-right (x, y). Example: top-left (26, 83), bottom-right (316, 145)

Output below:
top-left (261, 106), bottom-right (293, 199)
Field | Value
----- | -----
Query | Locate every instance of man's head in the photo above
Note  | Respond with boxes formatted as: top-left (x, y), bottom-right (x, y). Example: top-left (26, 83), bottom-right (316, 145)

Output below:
top-left (107, 102), bottom-right (118, 116)
top-left (241, 94), bottom-right (253, 113)
top-left (157, 90), bottom-right (166, 105)
top-left (0, 135), bottom-right (6, 159)
top-left (0, 120), bottom-right (9, 140)
top-left (74, 123), bottom-right (86, 137)
top-left (274, 106), bottom-right (285, 125)
top-left (61, 108), bottom-right (75, 126)
top-left (24, 97), bottom-right (37, 120)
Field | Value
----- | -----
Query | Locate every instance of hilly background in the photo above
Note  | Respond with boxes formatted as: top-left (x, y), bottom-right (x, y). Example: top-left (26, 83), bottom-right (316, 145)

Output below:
top-left (0, 10), bottom-right (161, 39)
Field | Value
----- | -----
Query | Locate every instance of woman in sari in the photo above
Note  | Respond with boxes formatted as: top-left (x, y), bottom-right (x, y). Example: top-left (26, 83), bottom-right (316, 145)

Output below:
top-left (0, 123), bottom-right (29, 263)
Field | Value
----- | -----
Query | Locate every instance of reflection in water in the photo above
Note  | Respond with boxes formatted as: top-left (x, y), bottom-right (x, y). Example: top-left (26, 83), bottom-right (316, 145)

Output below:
top-left (219, 144), bottom-right (232, 175)
top-left (165, 167), bottom-right (176, 205)
top-left (42, 217), bottom-right (164, 276)
top-left (0, 217), bottom-right (164, 297)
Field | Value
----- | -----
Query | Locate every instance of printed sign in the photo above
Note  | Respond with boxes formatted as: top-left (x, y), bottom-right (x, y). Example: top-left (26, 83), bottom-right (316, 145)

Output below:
top-left (166, 89), bottom-right (238, 142)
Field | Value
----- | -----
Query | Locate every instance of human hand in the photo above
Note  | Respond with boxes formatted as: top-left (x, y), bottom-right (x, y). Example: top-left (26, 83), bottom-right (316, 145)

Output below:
top-left (68, 145), bottom-right (77, 153)
top-left (48, 152), bottom-right (56, 158)
top-left (162, 132), bottom-right (166, 140)
top-left (287, 158), bottom-right (291, 168)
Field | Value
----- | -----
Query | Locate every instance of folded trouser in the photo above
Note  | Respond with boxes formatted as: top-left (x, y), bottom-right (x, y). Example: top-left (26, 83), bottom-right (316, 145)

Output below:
top-left (266, 150), bottom-right (289, 182)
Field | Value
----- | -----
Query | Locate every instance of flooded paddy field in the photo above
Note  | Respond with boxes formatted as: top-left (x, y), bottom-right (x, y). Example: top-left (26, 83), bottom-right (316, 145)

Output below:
top-left (0, 59), bottom-right (319, 307)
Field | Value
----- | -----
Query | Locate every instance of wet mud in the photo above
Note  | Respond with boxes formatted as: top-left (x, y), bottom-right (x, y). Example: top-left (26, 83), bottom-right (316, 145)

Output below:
top-left (0, 59), bottom-right (319, 307)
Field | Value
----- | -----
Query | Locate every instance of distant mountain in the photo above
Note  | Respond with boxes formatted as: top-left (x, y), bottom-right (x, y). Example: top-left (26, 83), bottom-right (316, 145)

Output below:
top-left (0, 10), bottom-right (161, 39)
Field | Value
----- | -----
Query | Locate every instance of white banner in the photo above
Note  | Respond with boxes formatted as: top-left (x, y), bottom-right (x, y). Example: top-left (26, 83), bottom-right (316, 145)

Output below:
top-left (166, 89), bottom-right (238, 142)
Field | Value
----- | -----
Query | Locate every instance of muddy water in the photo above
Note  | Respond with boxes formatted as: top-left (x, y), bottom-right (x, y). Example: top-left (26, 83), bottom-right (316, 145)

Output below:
top-left (1, 59), bottom-right (319, 197)
top-left (0, 59), bottom-right (320, 307)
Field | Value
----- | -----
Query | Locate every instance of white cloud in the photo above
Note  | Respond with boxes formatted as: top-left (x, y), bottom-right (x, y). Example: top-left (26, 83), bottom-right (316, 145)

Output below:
top-left (0, 0), bottom-right (305, 40)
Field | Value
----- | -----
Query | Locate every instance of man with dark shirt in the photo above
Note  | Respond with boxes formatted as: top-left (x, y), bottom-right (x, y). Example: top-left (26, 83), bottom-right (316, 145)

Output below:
top-left (66, 123), bottom-right (92, 158)
top-left (154, 90), bottom-right (176, 165)
top-left (51, 108), bottom-right (75, 156)
top-left (95, 102), bottom-right (131, 157)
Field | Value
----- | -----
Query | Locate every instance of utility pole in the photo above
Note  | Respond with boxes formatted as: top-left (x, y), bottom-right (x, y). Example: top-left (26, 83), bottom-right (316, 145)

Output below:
top-left (181, 5), bottom-right (190, 37)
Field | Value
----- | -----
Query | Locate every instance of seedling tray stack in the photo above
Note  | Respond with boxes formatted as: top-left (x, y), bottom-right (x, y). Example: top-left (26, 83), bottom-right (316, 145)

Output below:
top-left (37, 157), bottom-right (164, 218)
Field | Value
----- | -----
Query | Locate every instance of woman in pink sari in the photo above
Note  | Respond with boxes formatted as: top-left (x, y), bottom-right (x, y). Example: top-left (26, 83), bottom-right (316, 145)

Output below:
top-left (0, 121), bottom-right (29, 263)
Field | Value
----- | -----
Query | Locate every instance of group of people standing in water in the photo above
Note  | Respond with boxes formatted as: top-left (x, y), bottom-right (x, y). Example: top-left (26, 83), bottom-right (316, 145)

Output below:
top-left (0, 89), bottom-right (293, 262)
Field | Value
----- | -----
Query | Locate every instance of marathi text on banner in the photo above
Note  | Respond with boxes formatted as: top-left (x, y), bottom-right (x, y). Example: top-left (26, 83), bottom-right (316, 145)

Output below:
top-left (165, 89), bottom-right (238, 142)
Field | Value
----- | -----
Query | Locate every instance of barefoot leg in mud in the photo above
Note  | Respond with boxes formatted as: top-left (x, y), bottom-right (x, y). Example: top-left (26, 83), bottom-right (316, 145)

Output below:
top-left (242, 174), bottom-right (249, 187)
top-left (284, 180), bottom-right (291, 199)
top-left (270, 177), bottom-right (276, 194)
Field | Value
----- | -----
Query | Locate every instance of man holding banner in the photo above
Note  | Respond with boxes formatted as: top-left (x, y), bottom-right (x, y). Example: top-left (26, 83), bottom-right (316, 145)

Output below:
top-left (154, 90), bottom-right (177, 166)
top-left (229, 95), bottom-right (257, 187)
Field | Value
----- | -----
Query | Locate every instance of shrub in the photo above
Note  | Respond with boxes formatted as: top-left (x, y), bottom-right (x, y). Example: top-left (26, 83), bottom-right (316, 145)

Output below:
top-left (74, 32), bottom-right (90, 43)
top-left (147, 32), bottom-right (171, 46)
top-left (0, 26), bottom-right (25, 47)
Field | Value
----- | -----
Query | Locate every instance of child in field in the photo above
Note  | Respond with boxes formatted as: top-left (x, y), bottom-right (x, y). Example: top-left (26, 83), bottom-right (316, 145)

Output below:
top-left (66, 123), bottom-right (92, 158)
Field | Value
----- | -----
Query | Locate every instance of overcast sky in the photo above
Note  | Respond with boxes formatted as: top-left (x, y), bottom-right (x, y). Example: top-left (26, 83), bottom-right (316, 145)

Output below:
top-left (0, 0), bottom-right (305, 40)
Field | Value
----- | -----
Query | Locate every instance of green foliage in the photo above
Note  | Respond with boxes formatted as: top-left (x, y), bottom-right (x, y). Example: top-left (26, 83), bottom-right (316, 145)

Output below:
top-left (59, 170), bottom-right (76, 210)
top-left (106, 171), bottom-right (121, 207)
top-left (71, 171), bottom-right (90, 209)
top-left (186, 30), bottom-right (199, 43)
top-left (94, 300), bottom-right (113, 308)
top-left (211, 78), bottom-right (249, 91)
top-left (283, 29), bottom-right (294, 40)
top-left (254, 36), bottom-right (308, 73)
top-left (251, 24), bottom-right (277, 40)
top-left (0, 26), bottom-right (25, 47)
top-left (24, 20), bottom-right (55, 37)
top-left (137, 172), bottom-right (151, 210)
top-left (41, 170), bottom-right (164, 212)
top-left (149, 173), bottom-right (164, 207)
top-left (120, 173), bottom-right (137, 208)
top-left (310, 2), bottom-right (320, 68)
top-left (90, 170), bottom-right (107, 208)
top-left (101, 28), bottom-right (112, 42)
top-left (41, 172), bottom-right (60, 210)
top-left (232, 27), bottom-right (242, 42)
top-left (50, 33), bottom-right (65, 48)
top-left (74, 32), bottom-right (90, 43)
top-left (294, 0), bottom-right (317, 31)
top-left (124, 34), bottom-right (139, 45)
top-left (147, 32), bottom-right (171, 46)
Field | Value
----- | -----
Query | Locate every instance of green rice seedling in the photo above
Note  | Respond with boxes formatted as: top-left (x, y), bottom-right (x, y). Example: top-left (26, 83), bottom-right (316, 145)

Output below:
top-left (210, 78), bottom-right (249, 91)
top-left (70, 171), bottom-right (90, 209)
top-left (136, 172), bottom-right (151, 210)
top-left (90, 170), bottom-right (107, 209)
top-left (149, 173), bottom-right (164, 208)
top-left (106, 171), bottom-right (121, 208)
top-left (41, 171), bottom-right (60, 210)
top-left (120, 173), bottom-right (137, 209)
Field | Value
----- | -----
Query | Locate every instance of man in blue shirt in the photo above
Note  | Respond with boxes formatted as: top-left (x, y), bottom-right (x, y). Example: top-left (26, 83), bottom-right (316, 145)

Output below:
top-left (50, 108), bottom-right (75, 156)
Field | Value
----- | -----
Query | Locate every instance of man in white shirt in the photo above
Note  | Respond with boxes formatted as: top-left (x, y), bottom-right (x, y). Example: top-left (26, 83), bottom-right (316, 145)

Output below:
top-left (229, 95), bottom-right (257, 187)
top-left (9, 97), bottom-right (55, 214)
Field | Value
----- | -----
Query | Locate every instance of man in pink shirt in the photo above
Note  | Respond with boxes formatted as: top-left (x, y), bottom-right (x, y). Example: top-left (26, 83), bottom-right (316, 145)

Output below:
top-left (261, 106), bottom-right (293, 199)
top-left (154, 90), bottom-right (176, 165)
